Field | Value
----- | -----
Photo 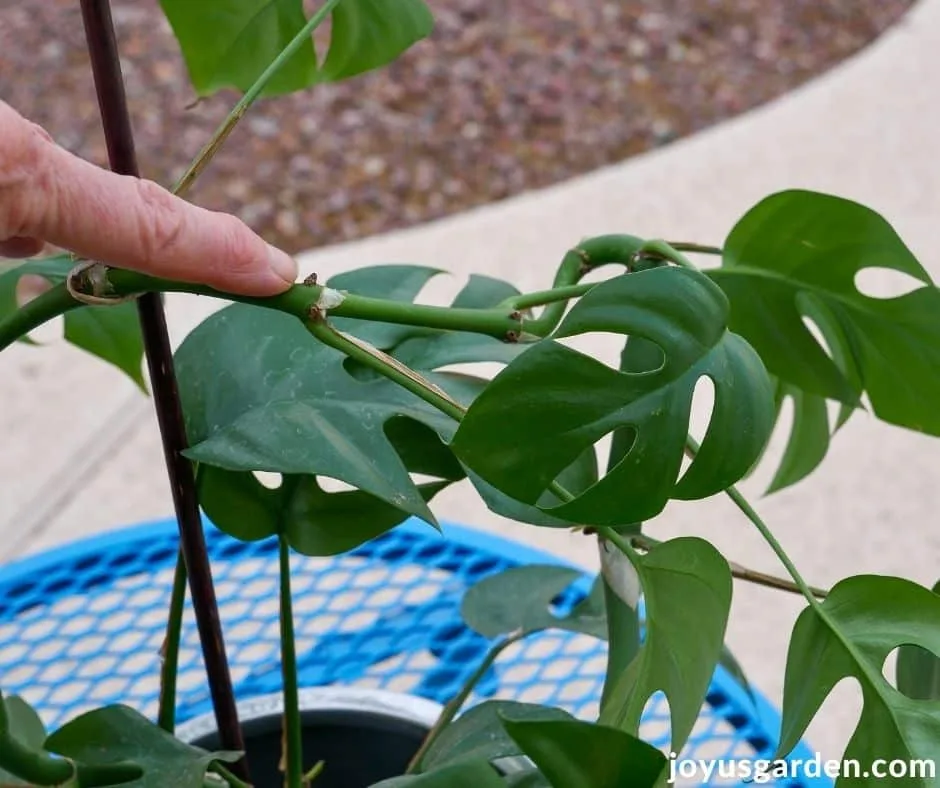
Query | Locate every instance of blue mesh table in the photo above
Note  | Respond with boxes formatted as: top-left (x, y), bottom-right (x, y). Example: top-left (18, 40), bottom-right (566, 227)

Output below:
top-left (0, 517), bottom-right (828, 786)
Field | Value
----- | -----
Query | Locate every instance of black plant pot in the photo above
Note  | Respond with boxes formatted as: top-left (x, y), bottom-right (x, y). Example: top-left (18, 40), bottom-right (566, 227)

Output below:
top-left (177, 688), bottom-right (442, 788)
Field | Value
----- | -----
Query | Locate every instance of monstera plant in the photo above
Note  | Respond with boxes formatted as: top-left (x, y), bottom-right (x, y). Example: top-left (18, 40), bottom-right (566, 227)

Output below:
top-left (1, 1), bottom-right (940, 787)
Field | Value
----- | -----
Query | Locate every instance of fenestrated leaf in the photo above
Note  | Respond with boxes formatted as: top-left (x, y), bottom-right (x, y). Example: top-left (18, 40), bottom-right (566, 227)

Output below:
top-left (778, 576), bottom-right (940, 781)
top-left (418, 701), bottom-right (573, 773)
top-left (710, 189), bottom-right (940, 437)
top-left (159, 0), bottom-right (432, 97)
top-left (372, 758), bottom-right (506, 788)
top-left (451, 267), bottom-right (775, 526)
top-left (0, 255), bottom-right (145, 387)
top-left (45, 705), bottom-right (239, 788)
top-left (198, 465), bottom-right (449, 555)
top-left (0, 695), bottom-right (47, 785)
top-left (319, 0), bottom-right (434, 82)
top-left (897, 581), bottom-right (940, 701)
top-left (461, 566), bottom-right (606, 640)
top-left (765, 379), bottom-right (831, 495)
top-left (500, 714), bottom-right (666, 788)
top-left (600, 538), bottom-right (732, 757)
top-left (175, 303), bottom-right (460, 528)
top-left (469, 448), bottom-right (599, 528)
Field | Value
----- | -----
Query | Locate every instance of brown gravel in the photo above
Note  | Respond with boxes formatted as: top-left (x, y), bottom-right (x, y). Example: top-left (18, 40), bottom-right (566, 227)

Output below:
top-left (0, 0), bottom-right (914, 254)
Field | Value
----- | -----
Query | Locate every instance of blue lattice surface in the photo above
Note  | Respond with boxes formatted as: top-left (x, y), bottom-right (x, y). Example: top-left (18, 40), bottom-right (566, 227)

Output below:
top-left (0, 518), bottom-right (828, 787)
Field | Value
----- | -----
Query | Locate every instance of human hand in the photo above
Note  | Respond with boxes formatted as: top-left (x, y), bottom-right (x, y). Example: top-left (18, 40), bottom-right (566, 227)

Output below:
top-left (0, 100), bottom-right (297, 296)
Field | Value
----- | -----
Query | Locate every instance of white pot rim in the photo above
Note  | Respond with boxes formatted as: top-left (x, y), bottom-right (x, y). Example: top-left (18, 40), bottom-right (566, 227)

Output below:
top-left (175, 686), bottom-right (444, 744)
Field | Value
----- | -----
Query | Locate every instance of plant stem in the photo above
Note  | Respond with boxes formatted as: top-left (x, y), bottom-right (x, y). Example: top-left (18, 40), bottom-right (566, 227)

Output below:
top-left (78, 2), bottom-right (248, 777)
top-left (278, 530), bottom-right (303, 788)
top-left (307, 318), bottom-right (467, 422)
top-left (635, 239), bottom-right (698, 271)
top-left (629, 533), bottom-right (828, 599)
top-left (506, 282), bottom-right (596, 312)
top-left (0, 692), bottom-right (72, 785)
top-left (666, 242), bottom-right (723, 256)
top-left (209, 762), bottom-right (253, 788)
top-left (158, 549), bottom-right (188, 733)
top-left (683, 438), bottom-right (822, 610)
top-left (406, 633), bottom-right (523, 774)
top-left (523, 235), bottom-right (646, 336)
top-left (172, 0), bottom-right (342, 198)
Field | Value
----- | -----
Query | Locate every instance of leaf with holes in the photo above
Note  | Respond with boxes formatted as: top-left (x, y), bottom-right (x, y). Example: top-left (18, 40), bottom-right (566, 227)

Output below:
top-left (0, 255), bottom-right (145, 387)
top-left (45, 705), bottom-right (239, 788)
top-left (600, 538), bottom-right (732, 757)
top-left (418, 701), bottom-right (573, 773)
top-left (373, 759), bottom-right (506, 788)
top-left (710, 189), bottom-right (940, 440)
top-left (159, 0), bottom-right (432, 96)
top-left (451, 267), bottom-right (776, 525)
top-left (461, 565), bottom-right (606, 640)
top-left (198, 464), bottom-right (451, 554)
top-left (778, 576), bottom-right (940, 779)
top-left (501, 714), bottom-right (666, 788)
top-left (175, 303), bottom-right (462, 529)
top-left (896, 581), bottom-right (940, 701)
top-left (0, 695), bottom-right (47, 785)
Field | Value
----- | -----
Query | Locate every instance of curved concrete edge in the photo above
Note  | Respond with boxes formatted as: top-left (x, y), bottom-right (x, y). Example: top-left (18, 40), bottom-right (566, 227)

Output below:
top-left (5, 0), bottom-right (940, 763)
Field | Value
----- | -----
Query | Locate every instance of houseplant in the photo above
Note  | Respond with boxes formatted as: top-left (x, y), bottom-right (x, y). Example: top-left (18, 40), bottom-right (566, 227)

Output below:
top-left (2, 0), bottom-right (940, 785)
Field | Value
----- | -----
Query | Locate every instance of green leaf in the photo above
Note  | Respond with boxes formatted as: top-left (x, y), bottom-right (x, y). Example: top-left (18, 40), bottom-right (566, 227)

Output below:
top-left (765, 380), bottom-right (831, 494)
top-left (451, 267), bottom-right (775, 525)
top-left (158, 0), bottom-right (316, 96)
top-left (711, 189), bottom-right (940, 437)
top-left (468, 449), bottom-right (599, 529)
top-left (372, 759), bottom-right (506, 788)
top-left (64, 302), bottom-right (146, 390)
top-left (0, 695), bottom-right (47, 785)
top-left (45, 705), bottom-right (239, 788)
top-left (600, 538), bottom-right (732, 756)
top-left (504, 771), bottom-right (551, 788)
top-left (198, 465), bottom-right (449, 554)
top-left (501, 714), bottom-right (666, 788)
top-left (0, 255), bottom-right (145, 386)
top-left (319, 0), bottom-right (434, 82)
top-left (419, 701), bottom-right (572, 773)
top-left (461, 566), bottom-right (606, 640)
top-left (159, 0), bottom-right (432, 97)
top-left (175, 303), bottom-right (458, 529)
top-left (778, 576), bottom-right (940, 780)
top-left (897, 581), bottom-right (940, 701)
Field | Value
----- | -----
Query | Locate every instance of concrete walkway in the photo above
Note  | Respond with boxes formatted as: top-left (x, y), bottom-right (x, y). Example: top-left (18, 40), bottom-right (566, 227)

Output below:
top-left (4, 0), bottom-right (940, 762)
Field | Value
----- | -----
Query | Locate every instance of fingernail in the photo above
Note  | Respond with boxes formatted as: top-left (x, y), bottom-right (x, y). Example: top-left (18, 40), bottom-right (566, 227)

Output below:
top-left (267, 244), bottom-right (298, 284)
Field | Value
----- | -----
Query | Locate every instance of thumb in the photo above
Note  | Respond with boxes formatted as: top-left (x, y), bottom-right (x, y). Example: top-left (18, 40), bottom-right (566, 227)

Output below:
top-left (2, 105), bottom-right (297, 296)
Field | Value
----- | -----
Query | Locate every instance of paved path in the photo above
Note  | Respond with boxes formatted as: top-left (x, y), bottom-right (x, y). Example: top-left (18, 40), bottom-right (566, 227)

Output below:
top-left (4, 0), bottom-right (940, 762)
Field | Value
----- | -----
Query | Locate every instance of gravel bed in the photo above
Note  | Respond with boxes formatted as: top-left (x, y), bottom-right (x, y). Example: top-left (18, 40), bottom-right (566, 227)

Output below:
top-left (0, 0), bottom-right (914, 254)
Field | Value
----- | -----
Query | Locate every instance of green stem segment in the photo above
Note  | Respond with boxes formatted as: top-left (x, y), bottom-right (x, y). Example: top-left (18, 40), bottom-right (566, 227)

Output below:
top-left (406, 633), bottom-right (524, 774)
top-left (172, 0), bottom-right (342, 198)
top-left (0, 694), bottom-right (73, 785)
top-left (278, 524), bottom-right (303, 788)
top-left (517, 235), bottom-right (645, 336)
top-left (684, 438), bottom-right (820, 608)
top-left (158, 549), bottom-right (188, 733)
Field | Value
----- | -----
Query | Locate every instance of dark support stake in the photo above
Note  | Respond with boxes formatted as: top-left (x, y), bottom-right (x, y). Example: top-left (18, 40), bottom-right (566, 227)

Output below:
top-left (78, 1), bottom-right (249, 778)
